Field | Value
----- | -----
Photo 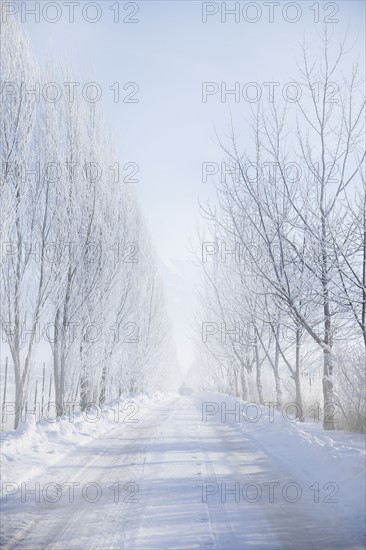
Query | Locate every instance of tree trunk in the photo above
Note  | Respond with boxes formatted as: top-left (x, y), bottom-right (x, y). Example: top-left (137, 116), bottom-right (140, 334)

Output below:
top-left (13, 365), bottom-right (22, 429)
top-left (294, 326), bottom-right (304, 421)
top-left (272, 325), bottom-right (283, 407)
top-left (233, 366), bottom-right (239, 397)
top-left (254, 336), bottom-right (264, 405)
top-left (99, 364), bottom-right (107, 405)
top-left (53, 308), bottom-right (62, 415)
top-left (240, 365), bottom-right (249, 401)
top-left (322, 347), bottom-right (336, 430)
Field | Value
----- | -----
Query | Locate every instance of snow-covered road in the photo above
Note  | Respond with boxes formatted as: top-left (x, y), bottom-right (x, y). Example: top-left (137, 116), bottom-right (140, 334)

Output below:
top-left (1, 395), bottom-right (365, 549)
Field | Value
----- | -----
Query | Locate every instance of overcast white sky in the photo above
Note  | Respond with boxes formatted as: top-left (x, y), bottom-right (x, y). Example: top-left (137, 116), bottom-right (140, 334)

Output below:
top-left (17, 0), bottom-right (365, 374)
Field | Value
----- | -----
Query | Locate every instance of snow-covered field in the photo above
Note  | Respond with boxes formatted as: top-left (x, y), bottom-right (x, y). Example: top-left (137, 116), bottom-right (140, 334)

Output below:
top-left (1, 392), bottom-right (365, 549)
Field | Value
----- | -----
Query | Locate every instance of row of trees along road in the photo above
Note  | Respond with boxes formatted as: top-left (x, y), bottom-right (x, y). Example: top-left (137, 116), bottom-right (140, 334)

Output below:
top-left (198, 30), bottom-right (365, 431)
top-left (0, 16), bottom-right (173, 429)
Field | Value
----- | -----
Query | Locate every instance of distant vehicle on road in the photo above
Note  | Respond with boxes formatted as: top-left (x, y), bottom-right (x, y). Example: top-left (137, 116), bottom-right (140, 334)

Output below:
top-left (179, 384), bottom-right (193, 396)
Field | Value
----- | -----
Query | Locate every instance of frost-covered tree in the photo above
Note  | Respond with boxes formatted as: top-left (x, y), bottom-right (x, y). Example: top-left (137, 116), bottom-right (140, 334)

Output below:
top-left (1, 16), bottom-right (173, 427)
top-left (198, 30), bottom-right (365, 431)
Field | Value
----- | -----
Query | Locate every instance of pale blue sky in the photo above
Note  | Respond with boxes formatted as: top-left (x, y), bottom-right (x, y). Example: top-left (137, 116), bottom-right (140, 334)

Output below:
top-left (18, 0), bottom-right (365, 372)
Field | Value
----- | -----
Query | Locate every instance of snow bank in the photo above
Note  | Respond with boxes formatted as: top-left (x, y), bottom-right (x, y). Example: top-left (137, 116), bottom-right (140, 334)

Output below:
top-left (197, 392), bottom-right (366, 541)
top-left (0, 392), bottom-right (176, 485)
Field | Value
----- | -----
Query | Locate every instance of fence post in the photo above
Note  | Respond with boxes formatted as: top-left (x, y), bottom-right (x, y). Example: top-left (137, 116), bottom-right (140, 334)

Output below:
top-left (48, 373), bottom-right (53, 417)
top-left (34, 379), bottom-right (38, 420)
top-left (1, 357), bottom-right (8, 425)
top-left (41, 362), bottom-right (46, 413)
